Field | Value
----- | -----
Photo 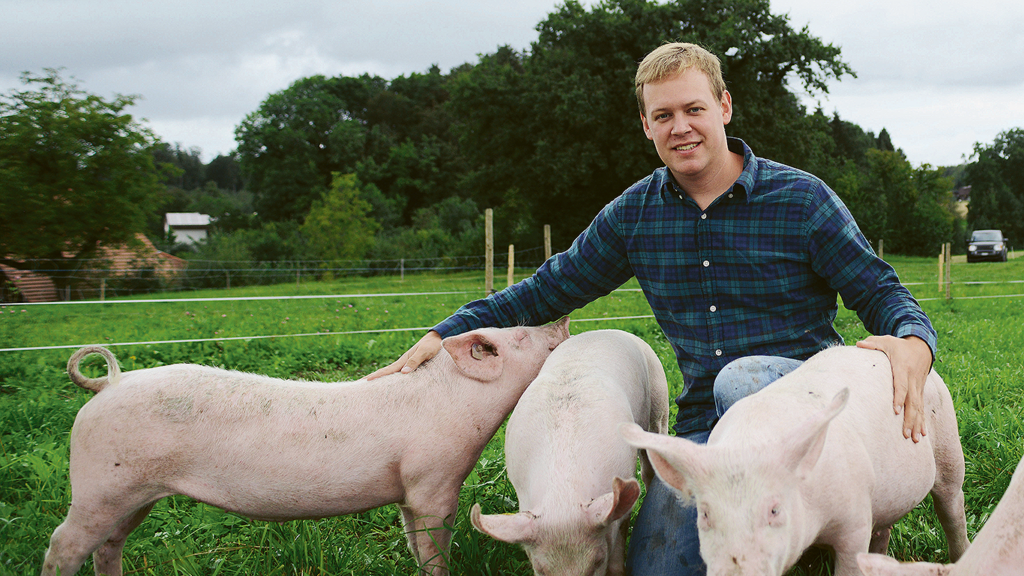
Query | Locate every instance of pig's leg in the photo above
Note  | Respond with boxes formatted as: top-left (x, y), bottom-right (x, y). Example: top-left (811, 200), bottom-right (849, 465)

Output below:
top-left (832, 526), bottom-right (873, 576)
top-left (868, 525), bottom-right (891, 554)
top-left (41, 502), bottom-right (122, 576)
top-left (399, 503), bottom-right (455, 575)
top-left (91, 502), bottom-right (156, 576)
top-left (927, 378), bottom-right (970, 561)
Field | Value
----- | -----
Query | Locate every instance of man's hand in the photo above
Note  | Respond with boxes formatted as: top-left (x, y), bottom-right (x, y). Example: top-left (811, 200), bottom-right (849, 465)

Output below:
top-left (365, 331), bottom-right (443, 380)
top-left (856, 335), bottom-right (933, 442)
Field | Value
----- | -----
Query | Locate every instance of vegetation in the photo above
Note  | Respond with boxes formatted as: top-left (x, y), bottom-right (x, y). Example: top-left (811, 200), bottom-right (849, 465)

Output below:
top-left (1, 257), bottom-right (1022, 575)
top-left (8, 1), bottom-right (1024, 298)
top-left (0, 69), bottom-right (165, 293)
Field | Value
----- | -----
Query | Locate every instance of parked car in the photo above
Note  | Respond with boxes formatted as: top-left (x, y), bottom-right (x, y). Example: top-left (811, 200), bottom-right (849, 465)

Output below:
top-left (967, 229), bottom-right (1008, 262)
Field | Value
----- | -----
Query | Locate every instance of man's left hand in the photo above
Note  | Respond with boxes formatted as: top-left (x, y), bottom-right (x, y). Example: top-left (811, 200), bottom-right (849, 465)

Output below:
top-left (855, 335), bottom-right (933, 443)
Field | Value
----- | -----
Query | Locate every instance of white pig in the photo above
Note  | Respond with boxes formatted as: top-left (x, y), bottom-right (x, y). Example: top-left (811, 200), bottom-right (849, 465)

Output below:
top-left (470, 329), bottom-right (670, 576)
top-left (41, 318), bottom-right (570, 576)
top-left (858, 452), bottom-right (1024, 576)
top-left (620, 345), bottom-right (970, 576)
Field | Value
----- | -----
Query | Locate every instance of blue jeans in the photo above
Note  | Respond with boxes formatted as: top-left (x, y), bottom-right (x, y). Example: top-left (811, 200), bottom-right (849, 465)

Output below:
top-left (624, 356), bottom-right (804, 576)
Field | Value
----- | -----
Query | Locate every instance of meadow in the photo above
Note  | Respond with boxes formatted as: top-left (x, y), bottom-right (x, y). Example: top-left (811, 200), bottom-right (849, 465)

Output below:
top-left (1, 255), bottom-right (1022, 575)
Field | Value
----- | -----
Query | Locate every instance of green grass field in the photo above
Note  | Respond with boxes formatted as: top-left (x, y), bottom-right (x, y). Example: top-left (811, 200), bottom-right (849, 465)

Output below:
top-left (1, 256), bottom-right (1022, 575)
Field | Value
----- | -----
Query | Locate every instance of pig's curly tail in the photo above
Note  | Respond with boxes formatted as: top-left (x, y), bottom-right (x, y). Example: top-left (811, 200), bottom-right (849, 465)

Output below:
top-left (67, 346), bottom-right (122, 392)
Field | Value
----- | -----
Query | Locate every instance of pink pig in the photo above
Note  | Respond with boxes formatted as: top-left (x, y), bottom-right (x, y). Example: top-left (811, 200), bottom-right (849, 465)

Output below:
top-left (41, 318), bottom-right (570, 576)
top-left (858, 452), bottom-right (1024, 576)
top-left (470, 329), bottom-right (670, 575)
top-left (621, 345), bottom-right (970, 576)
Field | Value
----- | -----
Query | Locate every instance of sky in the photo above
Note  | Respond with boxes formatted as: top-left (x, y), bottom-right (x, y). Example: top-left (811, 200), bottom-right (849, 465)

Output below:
top-left (2, 0), bottom-right (1022, 168)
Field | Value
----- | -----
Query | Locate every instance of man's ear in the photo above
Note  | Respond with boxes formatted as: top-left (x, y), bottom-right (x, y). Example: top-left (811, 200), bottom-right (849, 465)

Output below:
top-left (721, 90), bottom-right (733, 126)
top-left (641, 112), bottom-right (653, 140)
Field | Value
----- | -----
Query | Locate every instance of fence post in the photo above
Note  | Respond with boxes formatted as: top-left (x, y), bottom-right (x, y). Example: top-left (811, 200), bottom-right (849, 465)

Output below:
top-left (226, 269), bottom-right (231, 290)
top-left (507, 244), bottom-right (515, 287)
top-left (937, 248), bottom-right (944, 293)
top-left (878, 238), bottom-right (884, 259)
top-left (944, 242), bottom-right (952, 301)
top-left (400, 258), bottom-right (405, 281)
top-left (485, 209), bottom-right (494, 294)
top-left (100, 278), bottom-right (106, 302)
top-left (544, 224), bottom-right (552, 261)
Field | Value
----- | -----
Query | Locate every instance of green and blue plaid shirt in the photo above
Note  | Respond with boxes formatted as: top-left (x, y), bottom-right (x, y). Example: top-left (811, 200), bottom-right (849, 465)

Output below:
top-left (434, 139), bottom-right (936, 436)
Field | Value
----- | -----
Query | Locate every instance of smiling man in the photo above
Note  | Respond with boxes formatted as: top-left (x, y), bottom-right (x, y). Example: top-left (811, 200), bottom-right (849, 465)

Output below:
top-left (370, 42), bottom-right (936, 575)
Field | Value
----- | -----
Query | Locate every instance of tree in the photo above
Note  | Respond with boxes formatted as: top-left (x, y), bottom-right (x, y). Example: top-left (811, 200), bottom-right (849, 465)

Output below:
top-left (235, 74), bottom-right (384, 222)
top-left (0, 69), bottom-right (164, 294)
top-left (449, 0), bottom-right (854, 248)
top-left (300, 173), bottom-right (380, 265)
top-left (966, 128), bottom-right (1024, 243)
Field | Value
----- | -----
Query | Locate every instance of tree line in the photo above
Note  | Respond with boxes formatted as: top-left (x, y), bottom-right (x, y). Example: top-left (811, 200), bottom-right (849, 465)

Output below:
top-left (3, 0), bottom-right (1023, 295)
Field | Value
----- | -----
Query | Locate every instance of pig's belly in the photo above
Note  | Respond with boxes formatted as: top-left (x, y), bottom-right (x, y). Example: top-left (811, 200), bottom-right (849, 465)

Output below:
top-left (171, 468), bottom-right (407, 521)
top-left (868, 436), bottom-right (937, 528)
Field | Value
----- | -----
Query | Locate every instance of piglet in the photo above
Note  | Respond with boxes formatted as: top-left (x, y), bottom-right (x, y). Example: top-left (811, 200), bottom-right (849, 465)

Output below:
top-left (620, 345), bottom-right (970, 576)
top-left (41, 318), bottom-right (570, 576)
top-left (858, 451), bottom-right (1024, 576)
top-left (470, 329), bottom-right (670, 575)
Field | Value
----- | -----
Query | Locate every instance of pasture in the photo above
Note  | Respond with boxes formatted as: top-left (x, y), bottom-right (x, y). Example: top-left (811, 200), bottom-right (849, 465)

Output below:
top-left (1, 255), bottom-right (1022, 575)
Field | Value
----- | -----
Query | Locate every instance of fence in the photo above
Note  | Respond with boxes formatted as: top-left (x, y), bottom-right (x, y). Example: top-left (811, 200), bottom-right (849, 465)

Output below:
top-left (0, 247), bottom-right (551, 303)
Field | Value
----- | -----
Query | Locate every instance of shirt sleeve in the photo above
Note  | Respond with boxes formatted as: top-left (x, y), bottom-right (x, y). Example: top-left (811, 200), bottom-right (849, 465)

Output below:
top-left (804, 181), bottom-right (938, 360)
top-left (432, 199), bottom-right (636, 338)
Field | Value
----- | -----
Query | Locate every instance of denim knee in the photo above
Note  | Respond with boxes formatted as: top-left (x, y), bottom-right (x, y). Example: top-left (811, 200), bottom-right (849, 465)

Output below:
top-left (713, 356), bottom-right (803, 417)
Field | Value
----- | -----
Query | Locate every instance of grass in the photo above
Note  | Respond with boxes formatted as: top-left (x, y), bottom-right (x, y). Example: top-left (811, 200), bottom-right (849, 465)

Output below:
top-left (1, 257), bottom-right (1022, 575)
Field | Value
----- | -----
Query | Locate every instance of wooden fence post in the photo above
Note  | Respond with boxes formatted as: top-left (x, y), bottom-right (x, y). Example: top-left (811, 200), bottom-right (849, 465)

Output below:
top-left (507, 244), bottom-right (515, 287)
top-left (945, 242), bottom-right (952, 301)
top-left (938, 248), bottom-right (944, 292)
top-left (544, 224), bottom-right (552, 261)
top-left (485, 209), bottom-right (494, 294)
top-left (878, 238), bottom-right (884, 259)
top-left (100, 278), bottom-right (106, 302)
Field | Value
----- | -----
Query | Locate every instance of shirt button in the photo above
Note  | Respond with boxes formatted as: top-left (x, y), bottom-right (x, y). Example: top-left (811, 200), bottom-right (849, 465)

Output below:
top-left (700, 213), bottom-right (707, 220)
top-left (728, 193), bottom-right (734, 199)
top-left (715, 349), bottom-right (723, 356)
top-left (703, 260), bottom-right (710, 267)
top-left (709, 305), bottom-right (717, 312)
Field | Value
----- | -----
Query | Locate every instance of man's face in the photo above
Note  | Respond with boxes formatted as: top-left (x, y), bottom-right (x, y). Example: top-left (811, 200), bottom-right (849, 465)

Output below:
top-left (640, 67), bottom-right (733, 187)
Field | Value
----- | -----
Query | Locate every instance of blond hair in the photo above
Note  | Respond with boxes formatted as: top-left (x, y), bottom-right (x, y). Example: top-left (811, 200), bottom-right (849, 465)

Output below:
top-left (635, 43), bottom-right (726, 116)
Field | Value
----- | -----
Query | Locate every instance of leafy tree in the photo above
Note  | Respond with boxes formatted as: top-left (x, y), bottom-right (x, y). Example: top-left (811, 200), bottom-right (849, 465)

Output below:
top-left (966, 128), bottom-right (1024, 243)
top-left (0, 69), bottom-right (164, 294)
top-left (449, 0), bottom-right (854, 248)
top-left (235, 74), bottom-right (384, 222)
top-left (837, 149), bottom-right (955, 256)
top-left (300, 174), bottom-right (380, 264)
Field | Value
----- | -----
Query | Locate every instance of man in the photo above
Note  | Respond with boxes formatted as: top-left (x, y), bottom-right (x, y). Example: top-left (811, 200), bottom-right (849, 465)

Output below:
top-left (369, 43), bottom-right (935, 574)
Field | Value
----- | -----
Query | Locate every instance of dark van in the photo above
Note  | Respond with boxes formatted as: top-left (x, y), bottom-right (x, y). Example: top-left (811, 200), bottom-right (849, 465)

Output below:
top-left (967, 229), bottom-right (1008, 262)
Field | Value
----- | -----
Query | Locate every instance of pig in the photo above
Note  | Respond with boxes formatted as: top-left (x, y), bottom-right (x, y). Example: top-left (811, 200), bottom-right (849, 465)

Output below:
top-left (41, 318), bottom-right (570, 576)
top-left (857, 452), bottom-right (1024, 576)
top-left (470, 329), bottom-right (670, 576)
top-left (620, 345), bottom-right (970, 576)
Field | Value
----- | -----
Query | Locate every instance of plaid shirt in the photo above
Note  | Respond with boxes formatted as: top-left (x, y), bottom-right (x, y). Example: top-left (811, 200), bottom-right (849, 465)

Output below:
top-left (434, 138), bottom-right (937, 436)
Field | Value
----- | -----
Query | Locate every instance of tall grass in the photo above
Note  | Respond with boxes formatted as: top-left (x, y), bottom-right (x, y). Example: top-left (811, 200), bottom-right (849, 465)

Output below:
top-left (1, 258), bottom-right (1021, 575)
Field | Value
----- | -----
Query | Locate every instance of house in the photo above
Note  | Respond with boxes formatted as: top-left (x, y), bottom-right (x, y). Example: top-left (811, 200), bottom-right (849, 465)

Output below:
top-left (1, 234), bottom-right (187, 303)
top-left (165, 212), bottom-right (212, 246)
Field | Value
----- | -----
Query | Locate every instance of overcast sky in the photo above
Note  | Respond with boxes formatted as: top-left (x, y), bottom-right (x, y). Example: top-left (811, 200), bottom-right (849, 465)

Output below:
top-left (2, 0), bottom-right (1022, 169)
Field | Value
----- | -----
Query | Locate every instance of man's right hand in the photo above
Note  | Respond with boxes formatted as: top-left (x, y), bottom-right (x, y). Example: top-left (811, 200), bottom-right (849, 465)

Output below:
top-left (365, 330), bottom-right (443, 380)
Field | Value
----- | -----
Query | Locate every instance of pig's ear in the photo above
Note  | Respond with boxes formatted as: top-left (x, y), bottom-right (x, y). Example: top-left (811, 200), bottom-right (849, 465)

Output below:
top-left (444, 333), bottom-right (503, 382)
top-left (586, 476), bottom-right (641, 527)
top-left (619, 423), bottom-right (707, 498)
top-left (783, 388), bottom-right (849, 478)
top-left (470, 503), bottom-right (537, 544)
top-left (856, 552), bottom-right (949, 576)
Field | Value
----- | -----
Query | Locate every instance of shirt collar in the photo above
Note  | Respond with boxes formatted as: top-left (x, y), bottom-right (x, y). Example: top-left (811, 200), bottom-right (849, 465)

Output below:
top-left (656, 137), bottom-right (757, 203)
